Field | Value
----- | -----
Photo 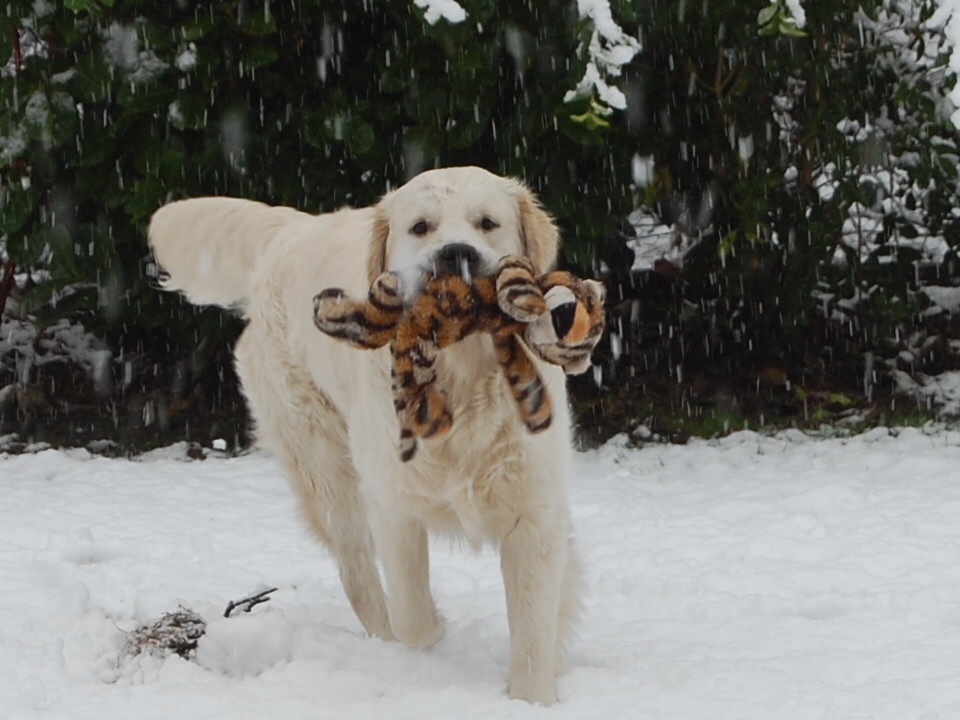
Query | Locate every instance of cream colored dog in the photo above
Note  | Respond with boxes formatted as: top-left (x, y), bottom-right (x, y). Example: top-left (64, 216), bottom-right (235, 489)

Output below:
top-left (148, 166), bottom-right (580, 705)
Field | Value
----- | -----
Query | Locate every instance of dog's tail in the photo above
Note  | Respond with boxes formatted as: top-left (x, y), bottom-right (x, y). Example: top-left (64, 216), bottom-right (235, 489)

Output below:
top-left (147, 197), bottom-right (305, 309)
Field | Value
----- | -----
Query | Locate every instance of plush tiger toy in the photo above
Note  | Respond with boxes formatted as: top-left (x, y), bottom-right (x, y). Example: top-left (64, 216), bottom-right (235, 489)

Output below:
top-left (313, 255), bottom-right (605, 462)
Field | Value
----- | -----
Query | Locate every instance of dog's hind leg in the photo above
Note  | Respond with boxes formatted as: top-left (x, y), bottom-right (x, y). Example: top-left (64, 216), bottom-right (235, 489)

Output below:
top-left (322, 483), bottom-right (395, 642)
top-left (295, 450), bottom-right (394, 642)
top-left (272, 421), bottom-right (394, 642)
top-left (236, 332), bottom-right (393, 641)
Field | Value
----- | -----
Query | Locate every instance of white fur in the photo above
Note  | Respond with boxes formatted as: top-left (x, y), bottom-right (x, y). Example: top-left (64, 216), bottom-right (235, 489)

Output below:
top-left (148, 166), bottom-right (580, 705)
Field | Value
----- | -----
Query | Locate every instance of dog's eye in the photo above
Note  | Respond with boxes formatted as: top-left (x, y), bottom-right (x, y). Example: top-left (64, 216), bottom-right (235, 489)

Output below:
top-left (410, 220), bottom-right (430, 236)
top-left (479, 217), bottom-right (499, 232)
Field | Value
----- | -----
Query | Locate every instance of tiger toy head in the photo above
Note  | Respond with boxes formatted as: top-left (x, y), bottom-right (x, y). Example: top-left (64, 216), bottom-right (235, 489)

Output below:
top-left (519, 270), bottom-right (606, 375)
top-left (313, 255), bottom-right (605, 461)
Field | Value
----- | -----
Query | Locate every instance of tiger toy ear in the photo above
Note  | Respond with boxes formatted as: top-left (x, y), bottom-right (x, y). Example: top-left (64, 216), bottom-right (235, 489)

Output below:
top-left (524, 273), bottom-right (606, 375)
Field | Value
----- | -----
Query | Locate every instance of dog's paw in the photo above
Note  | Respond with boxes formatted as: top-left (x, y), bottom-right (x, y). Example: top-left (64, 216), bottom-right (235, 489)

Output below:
top-left (507, 648), bottom-right (560, 705)
top-left (507, 676), bottom-right (558, 706)
top-left (390, 610), bottom-right (445, 649)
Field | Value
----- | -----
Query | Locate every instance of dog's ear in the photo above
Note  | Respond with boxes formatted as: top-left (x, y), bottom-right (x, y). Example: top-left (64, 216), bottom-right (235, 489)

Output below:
top-left (515, 184), bottom-right (559, 275)
top-left (367, 197), bottom-right (392, 286)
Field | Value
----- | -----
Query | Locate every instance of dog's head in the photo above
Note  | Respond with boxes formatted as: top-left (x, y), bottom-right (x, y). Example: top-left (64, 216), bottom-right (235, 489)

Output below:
top-left (367, 167), bottom-right (559, 292)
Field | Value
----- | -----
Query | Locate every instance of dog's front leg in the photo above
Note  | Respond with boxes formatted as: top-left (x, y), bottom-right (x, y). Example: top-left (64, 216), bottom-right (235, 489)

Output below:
top-left (500, 509), bottom-right (568, 705)
top-left (368, 505), bottom-right (445, 649)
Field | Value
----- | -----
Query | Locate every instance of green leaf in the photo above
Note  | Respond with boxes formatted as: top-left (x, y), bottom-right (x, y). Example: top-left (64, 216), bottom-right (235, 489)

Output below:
top-left (757, 23), bottom-right (778, 37)
top-left (116, 84), bottom-right (174, 115)
top-left (300, 109), bottom-right (328, 150)
top-left (241, 42), bottom-right (280, 71)
top-left (610, 0), bottom-right (638, 23)
top-left (829, 393), bottom-right (853, 407)
top-left (777, 17), bottom-right (808, 38)
top-left (0, 182), bottom-right (40, 237)
top-left (757, 3), bottom-right (780, 29)
top-left (171, 88), bottom-right (211, 130)
top-left (0, 29), bottom-right (11, 67)
top-left (240, 9), bottom-right (279, 36)
top-left (64, 0), bottom-right (92, 12)
top-left (180, 14), bottom-right (219, 42)
top-left (757, 2), bottom-right (808, 39)
top-left (347, 122), bottom-right (376, 155)
top-left (126, 177), bottom-right (166, 224)
top-left (570, 109), bottom-right (611, 131)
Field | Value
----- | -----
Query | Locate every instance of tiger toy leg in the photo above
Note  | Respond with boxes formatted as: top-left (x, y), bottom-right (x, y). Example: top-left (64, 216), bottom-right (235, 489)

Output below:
top-left (389, 274), bottom-right (487, 461)
top-left (390, 330), bottom-right (451, 462)
top-left (391, 257), bottom-right (557, 459)
top-left (492, 332), bottom-right (552, 434)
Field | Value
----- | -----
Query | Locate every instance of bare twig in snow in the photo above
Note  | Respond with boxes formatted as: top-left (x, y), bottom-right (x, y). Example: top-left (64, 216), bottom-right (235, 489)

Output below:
top-left (223, 587), bottom-right (278, 618)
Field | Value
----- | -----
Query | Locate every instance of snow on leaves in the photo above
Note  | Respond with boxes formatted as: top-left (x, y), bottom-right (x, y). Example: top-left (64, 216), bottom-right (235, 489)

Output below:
top-left (564, 0), bottom-right (641, 112)
top-left (413, 0), bottom-right (467, 25)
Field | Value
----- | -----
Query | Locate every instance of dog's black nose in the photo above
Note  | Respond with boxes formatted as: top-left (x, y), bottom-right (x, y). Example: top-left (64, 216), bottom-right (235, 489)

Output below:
top-left (431, 243), bottom-right (481, 279)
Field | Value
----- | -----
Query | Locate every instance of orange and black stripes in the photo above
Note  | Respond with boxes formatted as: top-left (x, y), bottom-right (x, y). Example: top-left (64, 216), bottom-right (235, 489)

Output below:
top-left (313, 254), bottom-right (605, 462)
top-left (312, 273), bottom-right (403, 349)
top-left (388, 272), bottom-right (531, 460)
top-left (494, 256), bottom-right (547, 322)
top-left (492, 334), bottom-right (552, 434)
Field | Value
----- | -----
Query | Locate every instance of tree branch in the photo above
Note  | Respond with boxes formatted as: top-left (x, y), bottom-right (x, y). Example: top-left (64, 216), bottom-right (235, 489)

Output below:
top-left (12, 26), bottom-right (21, 74)
top-left (0, 261), bottom-right (16, 317)
top-left (223, 587), bottom-right (278, 618)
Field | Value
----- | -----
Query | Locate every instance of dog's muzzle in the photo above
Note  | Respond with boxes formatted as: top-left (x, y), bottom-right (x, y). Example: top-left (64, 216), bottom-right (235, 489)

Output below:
top-left (427, 243), bottom-right (484, 280)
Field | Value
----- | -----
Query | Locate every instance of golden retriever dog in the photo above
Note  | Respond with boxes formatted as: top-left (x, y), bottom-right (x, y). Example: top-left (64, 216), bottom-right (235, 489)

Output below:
top-left (148, 166), bottom-right (580, 705)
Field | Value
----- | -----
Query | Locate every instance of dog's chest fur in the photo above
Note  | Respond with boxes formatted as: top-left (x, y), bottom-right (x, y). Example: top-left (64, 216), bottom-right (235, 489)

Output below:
top-left (386, 338), bottom-right (538, 544)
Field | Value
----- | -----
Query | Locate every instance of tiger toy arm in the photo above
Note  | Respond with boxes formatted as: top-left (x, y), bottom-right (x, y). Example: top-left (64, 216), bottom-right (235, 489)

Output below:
top-left (312, 272), bottom-right (403, 349)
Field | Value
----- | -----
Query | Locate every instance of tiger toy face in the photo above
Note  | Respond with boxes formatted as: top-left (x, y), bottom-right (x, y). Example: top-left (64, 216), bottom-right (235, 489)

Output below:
top-left (524, 272), bottom-right (606, 375)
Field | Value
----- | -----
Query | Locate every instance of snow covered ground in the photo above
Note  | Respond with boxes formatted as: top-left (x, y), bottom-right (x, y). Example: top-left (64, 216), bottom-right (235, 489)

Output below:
top-left (3, 428), bottom-right (960, 719)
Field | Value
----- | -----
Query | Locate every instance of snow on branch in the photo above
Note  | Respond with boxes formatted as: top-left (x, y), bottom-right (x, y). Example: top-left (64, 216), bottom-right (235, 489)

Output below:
top-left (927, 0), bottom-right (960, 128)
top-left (564, 0), bottom-right (641, 111)
top-left (758, 0), bottom-right (807, 38)
top-left (783, 0), bottom-right (806, 29)
top-left (413, 0), bottom-right (466, 25)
